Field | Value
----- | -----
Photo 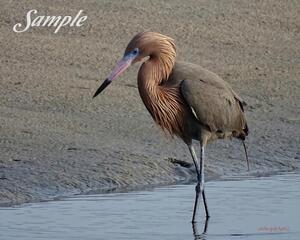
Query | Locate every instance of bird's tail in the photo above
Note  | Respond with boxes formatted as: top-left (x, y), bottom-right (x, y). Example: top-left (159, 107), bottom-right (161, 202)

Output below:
top-left (241, 140), bottom-right (250, 171)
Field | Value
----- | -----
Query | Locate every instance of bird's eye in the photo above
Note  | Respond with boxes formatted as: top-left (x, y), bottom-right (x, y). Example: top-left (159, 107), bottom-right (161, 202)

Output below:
top-left (132, 48), bottom-right (139, 55)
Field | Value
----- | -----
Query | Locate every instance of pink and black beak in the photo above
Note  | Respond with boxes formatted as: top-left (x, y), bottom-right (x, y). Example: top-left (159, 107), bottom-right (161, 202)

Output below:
top-left (93, 48), bottom-right (139, 98)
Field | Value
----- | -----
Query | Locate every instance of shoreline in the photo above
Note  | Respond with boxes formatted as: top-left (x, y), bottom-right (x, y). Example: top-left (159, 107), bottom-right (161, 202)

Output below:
top-left (1, 162), bottom-right (297, 208)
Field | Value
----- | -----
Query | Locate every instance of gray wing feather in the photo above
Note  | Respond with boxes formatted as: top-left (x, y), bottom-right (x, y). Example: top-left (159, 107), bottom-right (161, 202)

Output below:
top-left (168, 61), bottom-right (247, 133)
top-left (180, 78), bottom-right (246, 133)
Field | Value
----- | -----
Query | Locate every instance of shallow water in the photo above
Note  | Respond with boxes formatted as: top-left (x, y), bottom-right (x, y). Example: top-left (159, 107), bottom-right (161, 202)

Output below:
top-left (1, 173), bottom-right (299, 240)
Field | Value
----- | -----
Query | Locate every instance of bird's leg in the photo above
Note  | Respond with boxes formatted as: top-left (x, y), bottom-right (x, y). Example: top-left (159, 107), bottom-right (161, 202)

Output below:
top-left (192, 187), bottom-right (200, 223)
top-left (192, 217), bottom-right (209, 238)
top-left (188, 145), bottom-right (201, 223)
top-left (188, 145), bottom-right (200, 179)
top-left (188, 144), bottom-right (208, 223)
top-left (188, 144), bottom-right (210, 222)
top-left (199, 145), bottom-right (210, 219)
top-left (241, 140), bottom-right (250, 171)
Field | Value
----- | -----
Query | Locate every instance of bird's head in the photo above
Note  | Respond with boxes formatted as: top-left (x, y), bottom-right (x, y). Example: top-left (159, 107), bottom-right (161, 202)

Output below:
top-left (93, 31), bottom-right (175, 98)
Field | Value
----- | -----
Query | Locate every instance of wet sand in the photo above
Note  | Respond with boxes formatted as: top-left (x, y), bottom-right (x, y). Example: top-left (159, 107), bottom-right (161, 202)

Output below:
top-left (0, 0), bottom-right (299, 206)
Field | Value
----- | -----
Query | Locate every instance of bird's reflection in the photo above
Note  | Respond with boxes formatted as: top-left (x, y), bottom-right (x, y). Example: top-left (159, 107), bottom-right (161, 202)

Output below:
top-left (192, 217), bottom-right (209, 240)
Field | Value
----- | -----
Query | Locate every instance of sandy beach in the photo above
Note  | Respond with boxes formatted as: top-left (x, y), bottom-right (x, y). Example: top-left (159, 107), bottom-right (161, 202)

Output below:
top-left (0, 0), bottom-right (299, 206)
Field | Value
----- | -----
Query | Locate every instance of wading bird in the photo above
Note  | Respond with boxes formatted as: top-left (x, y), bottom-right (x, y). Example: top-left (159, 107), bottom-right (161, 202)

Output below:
top-left (93, 31), bottom-right (249, 223)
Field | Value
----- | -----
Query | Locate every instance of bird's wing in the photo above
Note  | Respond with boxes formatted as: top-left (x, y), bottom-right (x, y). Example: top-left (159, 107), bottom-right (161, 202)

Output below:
top-left (180, 78), bottom-right (246, 133)
top-left (170, 61), bottom-right (247, 110)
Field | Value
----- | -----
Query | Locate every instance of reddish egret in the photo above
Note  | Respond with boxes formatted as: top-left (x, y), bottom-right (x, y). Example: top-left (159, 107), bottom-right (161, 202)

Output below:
top-left (93, 31), bottom-right (249, 223)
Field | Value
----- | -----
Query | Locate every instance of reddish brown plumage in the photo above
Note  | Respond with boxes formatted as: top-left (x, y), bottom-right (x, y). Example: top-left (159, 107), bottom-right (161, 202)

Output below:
top-left (124, 32), bottom-right (186, 138)
top-left (124, 31), bottom-right (248, 144)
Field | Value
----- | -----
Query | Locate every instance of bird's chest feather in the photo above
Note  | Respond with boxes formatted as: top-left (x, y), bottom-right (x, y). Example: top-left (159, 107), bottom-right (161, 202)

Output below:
top-left (138, 84), bottom-right (187, 138)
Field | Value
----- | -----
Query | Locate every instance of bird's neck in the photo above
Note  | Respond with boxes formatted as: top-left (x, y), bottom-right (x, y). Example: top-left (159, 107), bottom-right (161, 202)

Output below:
top-left (137, 55), bottom-right (185, 138)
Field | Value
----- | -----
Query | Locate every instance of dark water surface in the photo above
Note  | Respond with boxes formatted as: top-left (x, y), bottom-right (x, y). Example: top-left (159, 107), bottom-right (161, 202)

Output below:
top-left (1, 173), bottom-right (299, 240)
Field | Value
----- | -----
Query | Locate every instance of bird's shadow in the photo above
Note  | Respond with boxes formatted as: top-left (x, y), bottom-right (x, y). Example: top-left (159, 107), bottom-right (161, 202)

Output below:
top-left (192, 217), bottom-right (209, 240)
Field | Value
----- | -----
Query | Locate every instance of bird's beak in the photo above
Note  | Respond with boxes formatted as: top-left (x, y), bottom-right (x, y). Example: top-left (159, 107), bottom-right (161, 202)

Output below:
top-left (93, 55), bottom-right (134, 98)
